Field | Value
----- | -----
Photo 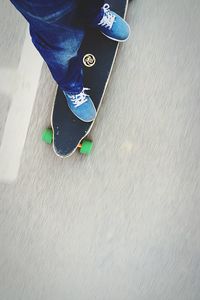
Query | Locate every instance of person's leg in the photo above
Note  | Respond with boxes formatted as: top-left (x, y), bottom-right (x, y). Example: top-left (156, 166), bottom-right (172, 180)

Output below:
top-left (10, 0), bottom-right (97, 122)
top-left (29, 24), bottom-right (84, 94)
top-left (10, 0), bottom-right (84, 93)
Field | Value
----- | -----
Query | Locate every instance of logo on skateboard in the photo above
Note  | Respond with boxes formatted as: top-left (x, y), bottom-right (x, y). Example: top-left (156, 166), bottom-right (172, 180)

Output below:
top-left (83, 54), bottom-right (96, 67)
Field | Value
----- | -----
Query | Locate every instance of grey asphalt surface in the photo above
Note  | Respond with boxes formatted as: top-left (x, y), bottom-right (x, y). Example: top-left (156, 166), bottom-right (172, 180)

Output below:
top-left (1, 0), bottom-right (200, 299)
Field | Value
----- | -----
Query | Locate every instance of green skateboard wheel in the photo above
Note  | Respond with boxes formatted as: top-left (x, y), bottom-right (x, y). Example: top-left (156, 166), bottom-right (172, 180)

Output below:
top-left (42, 128), bottom-right (53, 145)
top-left (79, 139), bottom-right (93, 155)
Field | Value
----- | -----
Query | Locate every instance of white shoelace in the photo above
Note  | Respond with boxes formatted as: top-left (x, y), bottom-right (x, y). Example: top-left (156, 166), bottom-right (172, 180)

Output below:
top-left (98, 3), bottom-right (116, 30)
top-left (69, 88), bottom-right (90, 108)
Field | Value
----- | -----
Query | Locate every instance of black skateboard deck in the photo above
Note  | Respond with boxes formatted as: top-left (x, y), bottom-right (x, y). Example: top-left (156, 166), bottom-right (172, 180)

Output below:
top-left (51, 0), bottom-right (129, 157)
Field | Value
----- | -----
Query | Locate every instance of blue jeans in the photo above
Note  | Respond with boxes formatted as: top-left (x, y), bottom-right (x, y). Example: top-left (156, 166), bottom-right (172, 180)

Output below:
top-left (10, 0), bottom-right (104, 93)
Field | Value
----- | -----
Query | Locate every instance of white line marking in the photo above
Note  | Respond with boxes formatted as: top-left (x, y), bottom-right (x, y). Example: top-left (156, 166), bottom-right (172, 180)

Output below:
top-left (0, 69), bottom-right (18, 95)
top-left (0, 29), bottom-right (43, 183)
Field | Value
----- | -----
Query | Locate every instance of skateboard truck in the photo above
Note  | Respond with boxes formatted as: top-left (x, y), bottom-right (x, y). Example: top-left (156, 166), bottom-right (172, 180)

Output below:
top-left (77, 140), bottom-right (93, 155)
top-left (42, 128), bottom-right (93, 155)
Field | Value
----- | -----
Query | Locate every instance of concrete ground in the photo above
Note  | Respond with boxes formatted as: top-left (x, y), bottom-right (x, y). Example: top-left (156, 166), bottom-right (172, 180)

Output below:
top-left (0, 0), bottom-right (200, 299)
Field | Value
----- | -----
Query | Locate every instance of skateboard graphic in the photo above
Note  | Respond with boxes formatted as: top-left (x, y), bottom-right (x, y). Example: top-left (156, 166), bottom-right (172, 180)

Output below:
top-left (42, 0), bottom-right (129, 157)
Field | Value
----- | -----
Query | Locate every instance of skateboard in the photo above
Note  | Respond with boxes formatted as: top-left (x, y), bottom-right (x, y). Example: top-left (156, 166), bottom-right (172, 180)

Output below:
top-left (42, 0), bottom-right (129, 157)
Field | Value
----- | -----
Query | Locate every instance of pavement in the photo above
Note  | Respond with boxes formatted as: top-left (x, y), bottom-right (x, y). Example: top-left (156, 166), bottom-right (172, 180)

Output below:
top-left (0, 0), bottom-right (200, 299)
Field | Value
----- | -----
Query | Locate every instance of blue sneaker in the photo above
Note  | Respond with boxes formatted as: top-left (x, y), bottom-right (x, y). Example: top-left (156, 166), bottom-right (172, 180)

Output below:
top-left (63, 88), bottom-right (96, 122)
top-left (95, 3), bottom-right (130, 42)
